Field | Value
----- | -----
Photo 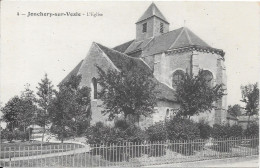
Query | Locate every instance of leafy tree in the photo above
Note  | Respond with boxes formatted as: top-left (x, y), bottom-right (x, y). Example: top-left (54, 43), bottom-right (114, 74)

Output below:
top-left (1, 96), bottom-right (21, 131)
top-left (1, 87), bottom-right (36, 134)
top-left (175, 70), bottom-right (225, 118)
top-left (96, 61), bottom-right (157, 124)
top-left (19, 84), bottom-right (37, 132)
top-left (227, 104), bottom-right (242, 117)
top-left (49, 75), bottom-right (91, 143)
top-left (240, 83), bottom-right (259, 127)
top-left (36, 74), bottom-right (54, 142)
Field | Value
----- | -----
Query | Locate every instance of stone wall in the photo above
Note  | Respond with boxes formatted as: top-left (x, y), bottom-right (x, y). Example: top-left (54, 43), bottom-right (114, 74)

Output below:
top-left (77, 43), bottom-right (117, 125)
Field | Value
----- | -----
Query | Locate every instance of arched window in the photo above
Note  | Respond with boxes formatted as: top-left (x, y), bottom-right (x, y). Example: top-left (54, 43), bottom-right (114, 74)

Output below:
top-left (201, 70), bottom-right (213, 87)
top-left (91, 77), bottom-right (97, 99)
top-left (172, 70), bottom-right (185, 88)
top-left (166, 109), bottom-right (169, 116)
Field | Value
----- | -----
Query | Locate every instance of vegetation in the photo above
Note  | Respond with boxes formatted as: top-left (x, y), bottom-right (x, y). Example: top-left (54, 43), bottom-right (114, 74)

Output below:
top-left (243, 123), bottom-right (259, 137)
top-left (227, 104), bottom-right (243, 117)
top-left (211, 124), bottom-right (243, 138)
top-left (240, 83), bottom-right (259, 127)
top-left (166, 116), bottom-right (200, 140)
top-left (146, 121), bottom-right (167, 142)
top-left (96, 61), bottom-right (157, 124)
top-left (35, 74), bottom-right (54, 142)
top-left (1, 84), bottom-right (37, 133)
top-left (49, 75), bottom-right (91, 143)
top-left (175, 70), bottom-right (225, 118)
top-left (197, 120), bottom-right (212, 139)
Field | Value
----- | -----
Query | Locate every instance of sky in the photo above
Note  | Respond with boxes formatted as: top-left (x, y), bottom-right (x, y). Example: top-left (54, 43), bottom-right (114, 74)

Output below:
top-left (0, 1), bottom-right (259, 113)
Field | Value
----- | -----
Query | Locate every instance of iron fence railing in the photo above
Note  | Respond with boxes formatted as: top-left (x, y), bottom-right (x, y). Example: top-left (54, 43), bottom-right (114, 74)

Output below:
top-left (0, 136), bottom-right (258, 167)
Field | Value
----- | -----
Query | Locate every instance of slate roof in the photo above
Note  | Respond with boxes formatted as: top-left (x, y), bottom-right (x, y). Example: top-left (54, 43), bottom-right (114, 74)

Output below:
top-left (60, 60), bottom-right (83, 85)
top-left (113, 40), bottom-right (134, 53)
top-left (96, 43), bottom-right (152, 74)
top-left (136, 3), bottom-right (169, 24)
top-left (119, 27), bottom-right (224, 57)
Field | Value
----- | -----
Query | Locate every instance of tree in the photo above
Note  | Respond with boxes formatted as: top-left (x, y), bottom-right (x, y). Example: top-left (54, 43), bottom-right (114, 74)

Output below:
top-left (19, 84), bottom-right (37, 132)
top-left (227, 104), bottom-right (242, 117)
top-left (240, 83), bottom-right (259, 127)
top-left (1, 96), bottom-right (21, 132)
top-left (175, 70), bottom-right (225, 118)
top-left (96, 61), bottom-right (157, 124)
top-left (49, 75), bottom-right (91, 143)
top-left (36, 74), bottom-right (54, 142)
top-left (1, 87), bottom-right (36, 134)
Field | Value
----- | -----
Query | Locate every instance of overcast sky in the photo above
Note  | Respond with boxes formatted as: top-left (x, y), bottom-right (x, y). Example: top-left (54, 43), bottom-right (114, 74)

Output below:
top-left (1, 1), bottom-right (259, 111)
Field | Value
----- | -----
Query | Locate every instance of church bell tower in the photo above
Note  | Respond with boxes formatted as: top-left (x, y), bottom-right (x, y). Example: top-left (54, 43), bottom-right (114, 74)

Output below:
top-left (136, 3), bottom-right (169, 41)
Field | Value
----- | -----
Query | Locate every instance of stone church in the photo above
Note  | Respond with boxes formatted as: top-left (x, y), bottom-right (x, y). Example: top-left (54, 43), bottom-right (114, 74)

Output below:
top-left (62, 3), bottom-right (227, 127)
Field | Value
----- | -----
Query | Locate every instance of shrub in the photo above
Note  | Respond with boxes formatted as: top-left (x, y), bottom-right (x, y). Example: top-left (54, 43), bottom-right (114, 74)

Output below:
top-left (86, 122), bottom-right (148, 161)
top-left (114, 119), bottom-right (130, 130)
top-left (243, 123), bottom-right (259, 137)
top-left (6, 132), bottom-right (15, 143)
top-left (85, 122), bottom-right (110, 144)
top-left (166, 117), bottom-right (201, 155)
top-left (210, 124), bottom-right (240, 152)
top-left (211, 124), bottom-right (230, 138)
top-left (197, 120), bottom-right (212, 139)
top-left (229, 125), bottom-right (243, 138)
top-left (166, 117), bottom-right (200, 140)
top-left (146, 122), bottom-right (167, 142)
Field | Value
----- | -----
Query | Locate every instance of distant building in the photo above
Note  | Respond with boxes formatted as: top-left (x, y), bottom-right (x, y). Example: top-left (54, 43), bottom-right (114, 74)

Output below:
top-left (226, 113), bottom-right (238, 126)
top-left (62, 3), bottom-right (227, 127)
top-left (237, 115), bottom-right (259, 129)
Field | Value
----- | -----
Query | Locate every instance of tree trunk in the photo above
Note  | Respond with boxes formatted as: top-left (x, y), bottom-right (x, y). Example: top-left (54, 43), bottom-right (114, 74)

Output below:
top-left (42, 125), bottom-right (45, 142)
top-left (61, 125), bottom-right (64, 144)
top-left (247, 115), bottom-right (251, 129)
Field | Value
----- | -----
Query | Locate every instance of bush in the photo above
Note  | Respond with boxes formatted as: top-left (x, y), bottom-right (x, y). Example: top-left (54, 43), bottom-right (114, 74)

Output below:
top-left (146, 122), bottom-right (167, 142)
top-left (85, 122), bottom-right (111, 144)
top-left (197, 120), bottom-right (212, 139)
top-left (166, 117), bottom-right (200, 140)
top-left (86, 121), bottom-right (148, 161)
top-left (210, 124), bottom-right (243, 152)
top-left (6, 132), bottom-right (15, 143)
top-left (165, 117), bottom-right (201, 155)
top-left (211, 124), bottom-right (230, 138)
top-left (243, 123), bottom-right (259, 137)
top-left (229, 125), bottom-right (243, 138)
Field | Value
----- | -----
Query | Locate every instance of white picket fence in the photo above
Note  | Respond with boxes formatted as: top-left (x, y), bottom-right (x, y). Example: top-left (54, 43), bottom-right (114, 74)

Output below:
top-left (0, 136), bottom-right (258, 167)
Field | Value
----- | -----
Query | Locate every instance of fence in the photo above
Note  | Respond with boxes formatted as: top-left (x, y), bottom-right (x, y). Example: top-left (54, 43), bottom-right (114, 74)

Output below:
top-left (0, 136), bottom-right (258, 167)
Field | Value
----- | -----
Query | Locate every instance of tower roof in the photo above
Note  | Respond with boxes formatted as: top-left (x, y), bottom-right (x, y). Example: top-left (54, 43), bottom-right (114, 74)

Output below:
top-left (136, 3), bottom-right (169, 24)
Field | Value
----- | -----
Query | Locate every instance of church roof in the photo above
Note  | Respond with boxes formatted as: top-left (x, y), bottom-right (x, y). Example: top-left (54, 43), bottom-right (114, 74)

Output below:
top-left (136, 3), bottom-right (169, 24)
top-left (113, 40), bottom-right (135, 53)
top-left (61, 42), bottom-right (176, 102)
top-left (120, 27), bottom-right (224, 57)
top-left (96, 43), bottom-right (151, 74)
top-left (60, 60), bottom-right (83, 85)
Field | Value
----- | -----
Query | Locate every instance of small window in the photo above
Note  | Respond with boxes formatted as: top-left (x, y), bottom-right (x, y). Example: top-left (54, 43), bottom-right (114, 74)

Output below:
top-left (166, 109), bottom-right (169, 116)
top-left (142, 23), bottom-right (147, 33)
top-left (160, 23), bottom-right (164, 33)
top-left (172, 70), bottom-right (185, 88)
top-left (92, 77), bottom-right (97, 99)
top-left (201, 70), bottom-right (213, 87)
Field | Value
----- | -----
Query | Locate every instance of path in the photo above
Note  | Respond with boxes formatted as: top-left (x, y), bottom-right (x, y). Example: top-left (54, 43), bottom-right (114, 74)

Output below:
top-left (147, 155), bottom-right (259, 167)
top-left (0, 145), bottom-right (90, 162)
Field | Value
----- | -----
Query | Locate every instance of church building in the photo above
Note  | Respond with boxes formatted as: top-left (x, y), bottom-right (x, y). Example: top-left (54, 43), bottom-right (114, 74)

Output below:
top-left (62, 3), bottom-right (227, 127)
